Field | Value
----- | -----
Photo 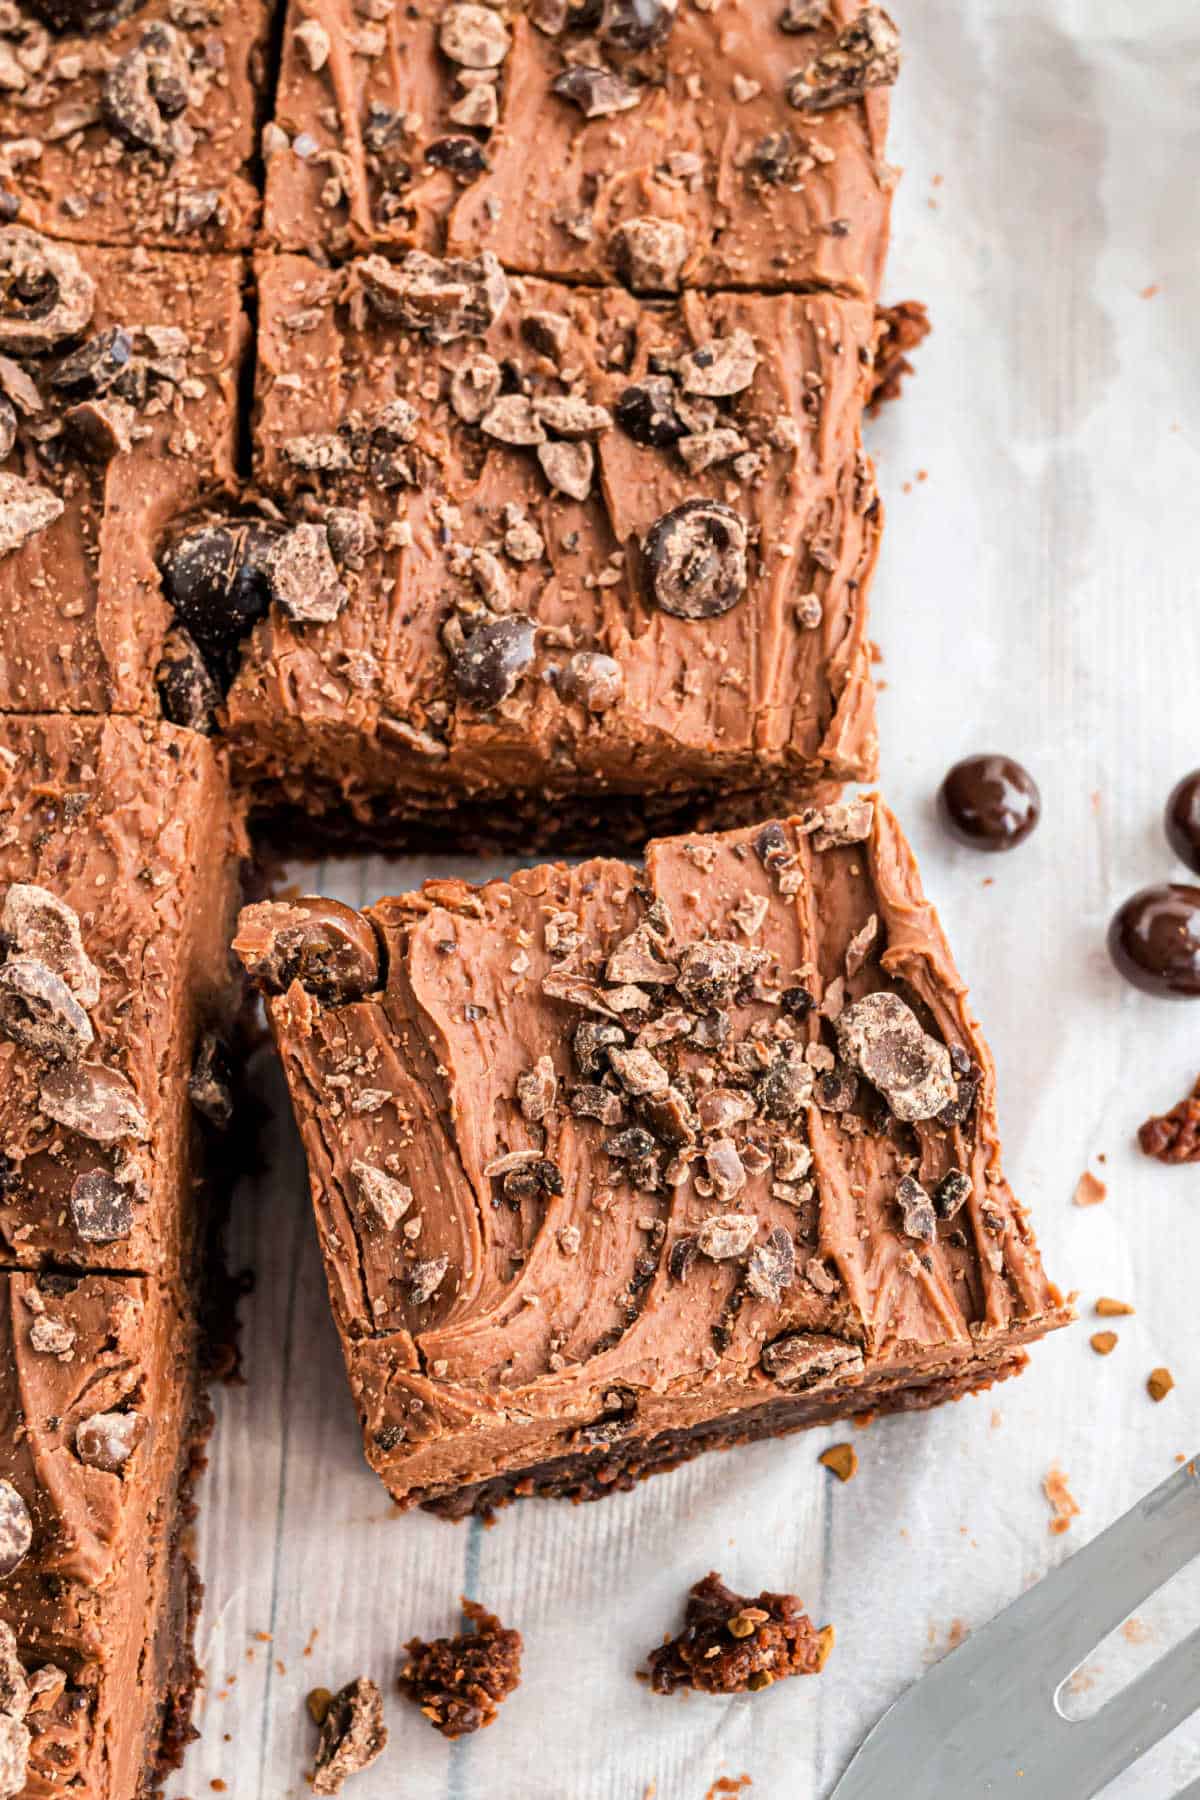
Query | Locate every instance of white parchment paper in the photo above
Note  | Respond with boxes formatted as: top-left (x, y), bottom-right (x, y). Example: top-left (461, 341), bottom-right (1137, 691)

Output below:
top-left (170, 4), bottom-right (1200, 1794)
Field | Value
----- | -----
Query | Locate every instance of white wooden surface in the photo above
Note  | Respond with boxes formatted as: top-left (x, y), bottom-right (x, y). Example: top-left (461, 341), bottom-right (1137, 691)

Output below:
top-left (170, 4), bottom-right (1200, 1794)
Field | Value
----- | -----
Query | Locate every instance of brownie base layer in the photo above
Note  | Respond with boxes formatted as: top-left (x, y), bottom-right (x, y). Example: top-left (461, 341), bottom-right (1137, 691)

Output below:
top-left (418, 1351), bottom-right (1029, 1521)
top-left (143, 1392), bottom-right (212, 1798)
top-left (246, 776), bottom-right (840, 861)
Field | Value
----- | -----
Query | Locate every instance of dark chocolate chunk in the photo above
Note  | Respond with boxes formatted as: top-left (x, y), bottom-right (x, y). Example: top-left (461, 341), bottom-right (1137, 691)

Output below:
top-left (597, 0), bottom-right (677, 51)
top-left (835, 991), bottom-right (955, 1121)
top-left (0, 1483), bottom-right (31, 1580)
top-left (261, 524), bottom-right (348, 625)
top-left (48, 327), bottom-right (133, 400)
top-left (234, 897), bottom-right (383, 1002)
top-left (573, 1020), bottom-right (626, 1075)
top-left (408, 1256), bottom-right (450, 1304)
top-left (1108, 885), bottom-right (1200, 998)
top-left (69, 1171), bottom-right (133, 1244)
top-left (439, 3), bottom-right (511, 67)
top-left (358, 250), bottom-right (509, 343)
top-left (189, 1032), bottom-right (234, 1129)
top-left (895, 1173), bottom-right (936, 1244)
top-left (155, 625), bottom-right (219, 732)
top-left (760, 1332), bottom-right (863, 1388)
top-left (552, 64), bottom-right (641, 117)
top-left (780, 985), bottom-right (816, 1018)
top-left (557, 650), bottom-right (623, 712)
top-left (74, 1410), bottom-right (147, 1473)
top-left (0, 957), bottom-right (93, 1061)
top-left (101, 24), bottom-right (192, 159)
top-left (642, 499), bottom-right (748, 620)
top-left (745, 1227), bottom-right (796, 1303)
top-left (38, 1062), bottom-right (148, 1143)
top-left (938, 754), bottom-right (1041, 852)
top-left (933, 1168), bottom-right (972, 1220)
top-left (452, 615), bottom-right (537, 708)
top-left (1166, 771), bottom-right (1200, 875)
top-left (312, 1676), bottom-right (388, 1796)
top-left (787, 6), bottom-right (900, 112)
top-left (425, 136), bottom-right (491, 178)
top-left (668, 1234), bottom-right (699, 1282)
top-left (615, 375), bottom-right (686, 447)
top-left (1, 884), bottom-right (99, 1006)
top-left (675, 938), bottom-right (763, 1009)
top-left (758, 1056), bottom-right (814, 1121)
top-left (399, 1600), bottom-right (522, 1739)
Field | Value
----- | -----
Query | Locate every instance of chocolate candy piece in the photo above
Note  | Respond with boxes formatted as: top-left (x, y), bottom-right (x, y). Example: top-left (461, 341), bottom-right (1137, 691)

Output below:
top-left (615, 375), bottom-right (686, 447)
top-left (0, 1482), bottom-right (30, 1579)
top-left (938, 754), bottom-right (1041, 851)
top-left (49, 327), bottom-right (134, 399)
top-left (1108, 884), bottom-right (1200, 998)
top-left (642, 499), bottom-right (748, 619)
top-left (234, 897), bottom-right (382, 1002)
top-left (451, 615), bottom-right (537, 708)
top-left (1165, 771), bottom-right (1200, 875)
top-left (0, 957), bottom-right (93, 1060)
top-left (598, 0), bottom-right (678, 51)
top-left (101, 24), bottom-right (191, 160)
top-left (69, 1171), bottom-right (134, 1243)
top-left (155, 625), bottom-right (219, 732)
top-left (160, 521), bottom-right (280, 669)
top-left (75, 1410), bottom-right (147, 1473)
top-left (0, 230), bottom-right (94, 353)
top-left (39, 1063), bottom-right (149, 1143)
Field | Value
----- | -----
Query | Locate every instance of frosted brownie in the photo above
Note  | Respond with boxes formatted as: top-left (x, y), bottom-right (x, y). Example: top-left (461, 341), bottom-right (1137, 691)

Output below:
top-left (264, 0), bottom-right (897, 295)
top-left (0, 0), bottom-right (271, 250)
top-left (0, 1271), bottom-right (205, 1798)
top-left (0, 715), bottom-right (245, 1280)
top-left (235, 799), bottom-right (1071, 1518)
top-left (189, 252), bottom-right (880, 845)
top-left (0, 228), bottom-right (247, 717)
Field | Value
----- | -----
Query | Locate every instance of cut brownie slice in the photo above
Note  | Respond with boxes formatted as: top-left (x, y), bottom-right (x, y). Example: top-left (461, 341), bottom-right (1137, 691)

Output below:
top-left (212, 253), bottom-right (880, 846)
top-left (264, 0), bottom-right (896, 297)
top-left (0, 0), bottom-right (270, 250)
top-left (0, 715), bottom-right (246, 1280)
top-left (0, 1270), bottom-right (206, 1800)
top-left (235, 799), bottom-right (1071, 1518)
top-left (0, 229), bottom-right (247, 716)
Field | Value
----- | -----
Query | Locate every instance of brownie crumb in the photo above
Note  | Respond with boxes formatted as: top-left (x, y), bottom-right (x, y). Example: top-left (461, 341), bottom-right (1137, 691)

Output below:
top-left (1090, 1331), bottom-right (1118, 1356)
top-left (1095, 1297), bottom-right (1135, 1317)
top-left (1138, 1075), bottom-right (1200, 1163)
top-left (310, 1676), bottom-right (387, 1796)
top-left (868, 300), bottom-right (931, 414)
top-left (399, 1600), bottom-right (522, 1738)
top-left (1072, 1171), bottom-right (1106, 1208)
top-left (646, 1572), bottom-right (832, 1696)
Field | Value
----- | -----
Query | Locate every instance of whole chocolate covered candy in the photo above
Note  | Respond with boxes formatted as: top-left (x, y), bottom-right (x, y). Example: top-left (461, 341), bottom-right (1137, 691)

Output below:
top-left (1108, 884), bottom-right (1200, 998)
top-left (938, 755), bottom-right (1040, 851)
top-left (1165, 770), bottom-right (1200, 875)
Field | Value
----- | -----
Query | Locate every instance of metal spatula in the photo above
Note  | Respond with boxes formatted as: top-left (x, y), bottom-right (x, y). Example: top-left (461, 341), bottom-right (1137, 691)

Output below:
top-left (831, 1456), bottom-right (1200, 1799)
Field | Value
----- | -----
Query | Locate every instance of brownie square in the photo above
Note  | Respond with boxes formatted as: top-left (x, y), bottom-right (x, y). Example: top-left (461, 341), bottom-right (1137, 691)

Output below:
top-left (0, 715), bottom-right (246, 1280)
top-left (0, 0), bottom-right (271, 250)
top-left (236, 800), bottom-right (1070, 1517)
top-left (0, 229), bottom-right (247, 717)
top-left (0, 1270), bottom-right (205, 1800)
top-left (216, 252), bottom-right (880, 846)
top-left (263, 0), bottom-right (895, 296)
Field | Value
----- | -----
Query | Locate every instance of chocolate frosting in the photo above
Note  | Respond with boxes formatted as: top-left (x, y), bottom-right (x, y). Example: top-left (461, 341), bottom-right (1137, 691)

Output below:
top-left (265, 0), bottom-right (894, 295)
top-left (0, 1271), bottom-right (199, 1800)
top-left (246, 802), bottom-right (1069, 1505)
top-left (0, 0), bottom-right (270, 250)
top-left (0, 716), bottom-right (246, 1278)
top-left (0, 235), bottom-right (247, 716)
top-left (226, 255), bottom-right (881, 835)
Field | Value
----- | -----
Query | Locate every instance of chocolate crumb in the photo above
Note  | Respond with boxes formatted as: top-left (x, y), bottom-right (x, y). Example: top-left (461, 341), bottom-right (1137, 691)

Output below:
top-left (1147, 1367), bottom-right (1175, 1403)
top-left (818, 1442), bottom-right (858, 1482)
top-left (1138, 1075), bottom-right (1200, 1163)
